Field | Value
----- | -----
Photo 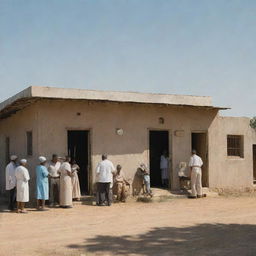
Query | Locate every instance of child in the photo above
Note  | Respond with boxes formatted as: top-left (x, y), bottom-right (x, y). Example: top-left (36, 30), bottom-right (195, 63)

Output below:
top-left (139, 164), bottom-right (153, 197)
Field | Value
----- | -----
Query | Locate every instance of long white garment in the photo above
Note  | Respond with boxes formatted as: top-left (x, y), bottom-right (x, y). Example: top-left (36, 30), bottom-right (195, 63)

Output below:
top-left (15, 166), bottom-right (30, 202)
top-left (59, 162), bottom-right (73, 206)
top-left (6, 162), bottom-right (17, 190)
top-left (96, 160), bottom-right (115, 183)
top-left (160, 155), bottom-right (169, 169)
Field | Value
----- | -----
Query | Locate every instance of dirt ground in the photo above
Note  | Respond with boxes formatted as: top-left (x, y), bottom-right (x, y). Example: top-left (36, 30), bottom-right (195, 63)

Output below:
top-left (1, 196), bottom-right (256, 256)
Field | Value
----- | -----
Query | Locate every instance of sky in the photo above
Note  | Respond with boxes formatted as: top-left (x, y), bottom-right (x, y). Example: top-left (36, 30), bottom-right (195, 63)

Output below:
top-left (0, 0), bottom-right (255, 117)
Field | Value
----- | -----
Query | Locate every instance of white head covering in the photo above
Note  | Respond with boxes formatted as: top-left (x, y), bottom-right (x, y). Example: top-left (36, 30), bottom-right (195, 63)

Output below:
top-left (139, 163), bottom-right (147, 171)
top-left (39, 156), bottom-right (47, 163)
top-left (10, 155), bottom-right (18, 161)
top-left (20, 159), bottom-right (27, 165)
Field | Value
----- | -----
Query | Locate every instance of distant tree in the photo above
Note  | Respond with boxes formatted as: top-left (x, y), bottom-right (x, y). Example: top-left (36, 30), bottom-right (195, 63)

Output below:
top-left (250, 117), bottom-right (256, 129)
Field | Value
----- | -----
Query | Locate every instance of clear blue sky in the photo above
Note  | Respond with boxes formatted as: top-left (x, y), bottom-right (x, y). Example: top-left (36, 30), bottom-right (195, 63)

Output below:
top-left (0, 0), bottom-right (255, 117)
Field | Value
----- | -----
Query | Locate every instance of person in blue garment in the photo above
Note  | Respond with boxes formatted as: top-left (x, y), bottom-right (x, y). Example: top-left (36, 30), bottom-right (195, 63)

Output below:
top-left (36, 156), bottom-right (49, 211)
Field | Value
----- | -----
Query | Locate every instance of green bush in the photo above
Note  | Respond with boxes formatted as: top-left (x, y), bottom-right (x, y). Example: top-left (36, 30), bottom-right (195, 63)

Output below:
top-left (250, 117), bottom-right (256, 129)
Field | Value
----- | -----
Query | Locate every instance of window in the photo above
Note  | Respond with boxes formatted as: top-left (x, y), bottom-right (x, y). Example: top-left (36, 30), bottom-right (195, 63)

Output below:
top-left (5, 137), bottom-right (10, 164)
top-left (26, 131), bottom-right (33, 156)
top-left (227, 135), bottom-right (244, 158)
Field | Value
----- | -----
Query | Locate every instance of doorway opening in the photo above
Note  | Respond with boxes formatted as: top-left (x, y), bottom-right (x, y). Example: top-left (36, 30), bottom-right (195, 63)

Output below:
top-left (68, 130), bottom-right (90, 195)
top-left (149, 130), bottom-right (169, 188)
top-left (253, 145), bottom-right (256, 184)
top-left (191, 132), bottom-right (208, 187)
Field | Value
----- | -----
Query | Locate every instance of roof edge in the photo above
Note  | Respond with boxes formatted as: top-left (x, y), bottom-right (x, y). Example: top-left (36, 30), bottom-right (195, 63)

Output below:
top-left (28, 86), bottom-right (213, 107)
top-left (0, 87), bottom-right (32, 111)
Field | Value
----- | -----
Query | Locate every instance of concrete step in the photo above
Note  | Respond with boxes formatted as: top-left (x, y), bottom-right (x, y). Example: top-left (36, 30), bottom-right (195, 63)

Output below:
top-left (137, 187), bottom-right (219, 202)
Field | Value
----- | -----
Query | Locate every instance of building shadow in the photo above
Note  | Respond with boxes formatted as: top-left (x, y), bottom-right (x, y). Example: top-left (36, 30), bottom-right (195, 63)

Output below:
top-left (67, 223), bottom-right (256, 255)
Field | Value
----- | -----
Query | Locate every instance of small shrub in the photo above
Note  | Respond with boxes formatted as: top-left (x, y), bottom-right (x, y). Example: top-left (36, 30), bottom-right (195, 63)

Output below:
top-left (250, 117), bottom-right (256, 129)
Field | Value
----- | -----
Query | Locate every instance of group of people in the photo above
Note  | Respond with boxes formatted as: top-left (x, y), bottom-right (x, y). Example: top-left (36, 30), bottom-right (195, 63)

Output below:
top-left (5, 149), bottom-right (204, 213)
top-left (96, 154), bottom-right (156, 206)
top-left (95, 154), bottom-right (132, 206)
top-left (5, 154), bottom-right (81, 213)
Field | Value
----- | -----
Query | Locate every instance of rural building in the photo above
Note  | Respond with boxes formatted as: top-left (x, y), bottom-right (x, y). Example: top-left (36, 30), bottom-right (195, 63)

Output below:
top-left (0, 86), bottom-right (255, 196)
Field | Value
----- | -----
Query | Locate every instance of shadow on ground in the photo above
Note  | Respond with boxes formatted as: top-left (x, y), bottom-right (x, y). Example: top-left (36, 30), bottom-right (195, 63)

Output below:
top-left (68, 223), bottom-right (256, 256)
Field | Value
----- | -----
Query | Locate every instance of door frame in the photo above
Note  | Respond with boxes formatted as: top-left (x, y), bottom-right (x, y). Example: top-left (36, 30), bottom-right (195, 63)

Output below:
top-left (147, 128), bottom-right (172, 189)
top-left (191, 130), bottom-right (209, 187)
top-left (66, 128), bottom-right (93, 194)
top-left (253, 144), bottom-right (256, 184)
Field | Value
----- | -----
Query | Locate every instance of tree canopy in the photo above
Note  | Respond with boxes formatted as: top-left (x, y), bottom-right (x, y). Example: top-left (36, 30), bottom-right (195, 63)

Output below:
top-left (250, 117), bottom-right (256, 129)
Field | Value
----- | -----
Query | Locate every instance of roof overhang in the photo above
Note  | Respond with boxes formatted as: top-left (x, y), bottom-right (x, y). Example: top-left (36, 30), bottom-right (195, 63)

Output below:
top-left (0, 86), bottom-right (230, 120)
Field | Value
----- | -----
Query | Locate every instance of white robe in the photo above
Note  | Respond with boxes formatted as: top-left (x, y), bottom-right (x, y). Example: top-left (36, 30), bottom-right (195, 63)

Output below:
top-left (59, 162), bottom-right (73, 206)
top-left (6, 162), bottom-right (17, 190)
top-left (15, 166), bottom-right (30, 202)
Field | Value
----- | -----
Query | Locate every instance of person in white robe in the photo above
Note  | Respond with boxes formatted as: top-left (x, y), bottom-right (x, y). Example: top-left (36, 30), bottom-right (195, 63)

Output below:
top-left (160, 150), bottom-right (169, 187)
top-left (71, 159), bottom-right (81, 201)
top-left (15, 159), bottom-right (30, 213)
top-left (5, 155), bottom-right (18, 211)
top-left (59, 156), bottom-right (73, 208)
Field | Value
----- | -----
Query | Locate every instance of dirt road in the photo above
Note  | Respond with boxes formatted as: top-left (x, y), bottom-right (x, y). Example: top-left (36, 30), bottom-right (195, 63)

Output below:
top-left (1, 197), bottom-right (256, 256)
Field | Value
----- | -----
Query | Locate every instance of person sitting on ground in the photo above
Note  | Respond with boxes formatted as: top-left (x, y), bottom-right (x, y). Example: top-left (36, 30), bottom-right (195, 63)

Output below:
top-left (36, 156), bottom-right (50, 211)
top-left (139, 164), bottom-right (153, 197)
top-left (71, 159), bottom-right (81, 201)
top-left (178, 162), bottom-right (190, 191)
top-left (113, 165), bottom-right (130, 202)
top-left (15, 159), bottom-right (30, 214)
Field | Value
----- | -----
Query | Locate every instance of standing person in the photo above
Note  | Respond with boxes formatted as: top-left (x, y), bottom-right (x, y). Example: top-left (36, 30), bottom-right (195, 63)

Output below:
top-left (59, 156), bottom-right (73, 208)
top-left (188, 149), bottom-right (204, 199)
top-left (15, 159), bottom-right (30, 213)
top-left (160, 150), bottom-right (169, 187)
top-left (113, 165), bottom-right (130, 202)
top-left (96, 154), bottom-right (115, 206)
top-left (71, 159), bottom-right (81, 201)
top-left (36, 156), bottom-right (49, 211)
top-left (5, 155), bottom-right (18, 211)
top-left (139, 164), bottom-right (153, 197)
top-left (48, 154), bottom-right (61, 206)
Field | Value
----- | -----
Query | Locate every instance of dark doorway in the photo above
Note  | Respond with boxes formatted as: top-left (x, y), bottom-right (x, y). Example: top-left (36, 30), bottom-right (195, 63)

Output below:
top-left (149, 130), bottom-right (169, 188)
top-left (253, 145), bottom-right (256, 184)
top-left (191, 132), bottom-right (208, 187)
top-left (68, 130), bottom-right (90, 195)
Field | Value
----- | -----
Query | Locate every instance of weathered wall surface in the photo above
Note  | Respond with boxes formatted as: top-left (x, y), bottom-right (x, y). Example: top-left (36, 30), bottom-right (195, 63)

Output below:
top-left (0, 104), bottom-right (39, 195)
top-left (1, 99), bottom-right (255, 196)
top-left (208, 116), bottom-right (256, 189)
top-left (35, 100), bottom-right (217, 191)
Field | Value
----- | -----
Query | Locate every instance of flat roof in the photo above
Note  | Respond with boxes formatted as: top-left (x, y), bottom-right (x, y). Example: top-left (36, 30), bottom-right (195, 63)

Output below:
top-left (0, 86), bottom-right (229, 119)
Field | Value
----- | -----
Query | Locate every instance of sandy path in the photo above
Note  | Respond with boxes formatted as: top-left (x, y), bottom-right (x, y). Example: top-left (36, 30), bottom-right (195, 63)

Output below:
top-left (1, 197), bottom-right (256, 256)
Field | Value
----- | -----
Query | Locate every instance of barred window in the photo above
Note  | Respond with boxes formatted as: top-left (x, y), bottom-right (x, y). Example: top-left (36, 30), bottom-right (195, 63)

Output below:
top-left (227, 135), bottom-right (244, 158)
top-left (26, 131), bottom-right (33, 156)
